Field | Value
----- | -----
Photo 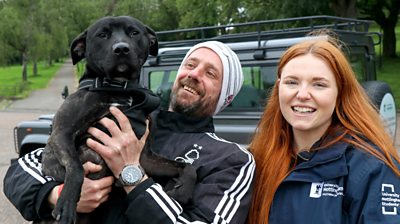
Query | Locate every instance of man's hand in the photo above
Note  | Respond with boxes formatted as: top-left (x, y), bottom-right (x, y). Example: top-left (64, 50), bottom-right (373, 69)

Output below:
top-left (86, 106), bottom-right (149, 182)
top-left (76, 162), bottom-right (114, 213)
top-left (47, 162), bottom-right (114, 213)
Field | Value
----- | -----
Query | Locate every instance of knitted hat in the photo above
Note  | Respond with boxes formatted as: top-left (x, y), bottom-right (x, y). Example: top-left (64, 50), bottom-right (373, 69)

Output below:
top-left (177, 41), bottom-right (244, 115)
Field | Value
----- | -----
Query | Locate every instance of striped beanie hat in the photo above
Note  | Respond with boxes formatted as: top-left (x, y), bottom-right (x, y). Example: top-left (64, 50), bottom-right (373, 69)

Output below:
top-left (178, 41), bottom-right (244, 115)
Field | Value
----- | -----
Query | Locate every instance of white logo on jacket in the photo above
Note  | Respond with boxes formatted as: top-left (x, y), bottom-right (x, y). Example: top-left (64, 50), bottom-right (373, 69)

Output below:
top-left (175, 144), bottom-right (203, 164)
top-left (310, 182), bottom-right (324, 198)
top-left (381, 183), bottom-right (399, 215)
top-left (309, 182), bottom-right (344, 198)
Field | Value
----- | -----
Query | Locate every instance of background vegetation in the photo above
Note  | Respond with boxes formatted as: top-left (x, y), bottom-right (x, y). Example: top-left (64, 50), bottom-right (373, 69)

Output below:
top-left (0, 0), bottom-right (399, 104)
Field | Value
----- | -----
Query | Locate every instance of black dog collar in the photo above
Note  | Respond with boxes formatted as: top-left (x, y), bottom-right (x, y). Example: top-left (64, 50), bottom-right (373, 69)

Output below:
top-left (78, 78), bottom-right (143, 91)
top-left (77, 77), bottom-right (160, 139)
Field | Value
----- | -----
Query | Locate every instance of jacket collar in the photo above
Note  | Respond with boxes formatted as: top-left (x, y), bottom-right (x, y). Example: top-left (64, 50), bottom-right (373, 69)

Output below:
top-left (153, 110), bottom-right (215, 133)
top-left (285, 141), bottom-right (350, 182)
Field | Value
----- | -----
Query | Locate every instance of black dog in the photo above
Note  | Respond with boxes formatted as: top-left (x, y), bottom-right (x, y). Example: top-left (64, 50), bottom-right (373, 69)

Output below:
top-left (40, 16), bottom-right (196, 224)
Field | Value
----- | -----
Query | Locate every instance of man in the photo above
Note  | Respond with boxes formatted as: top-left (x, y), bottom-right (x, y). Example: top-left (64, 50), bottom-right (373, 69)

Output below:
top-left (4, 41), bottom-right (255, 223)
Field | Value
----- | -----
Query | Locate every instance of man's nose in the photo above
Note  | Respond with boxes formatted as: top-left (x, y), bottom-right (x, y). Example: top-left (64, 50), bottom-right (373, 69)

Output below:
top-left (188, 67), bottom-right (202, 80)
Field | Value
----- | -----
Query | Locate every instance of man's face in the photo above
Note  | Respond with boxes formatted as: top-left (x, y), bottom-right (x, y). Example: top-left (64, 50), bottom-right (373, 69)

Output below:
top-left (169, 47), bottom-right (223, 117)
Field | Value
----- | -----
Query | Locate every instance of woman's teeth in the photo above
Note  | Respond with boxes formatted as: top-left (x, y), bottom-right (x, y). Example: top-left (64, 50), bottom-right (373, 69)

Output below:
top-left (293, 106), bottom-right (315, 113)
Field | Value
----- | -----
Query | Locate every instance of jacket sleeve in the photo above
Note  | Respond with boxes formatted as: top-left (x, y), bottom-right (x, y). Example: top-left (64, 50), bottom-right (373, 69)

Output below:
top-left (123, 148), bottom-right (255, 224)
top-left (346, 155), bottom-right (400, 223)
top-left (3, 148), bottom-right (59, 221)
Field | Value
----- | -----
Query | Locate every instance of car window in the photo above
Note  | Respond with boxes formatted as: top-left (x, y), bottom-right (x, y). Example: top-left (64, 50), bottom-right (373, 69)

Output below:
top-left (349, 53), bottom-right (367, 81)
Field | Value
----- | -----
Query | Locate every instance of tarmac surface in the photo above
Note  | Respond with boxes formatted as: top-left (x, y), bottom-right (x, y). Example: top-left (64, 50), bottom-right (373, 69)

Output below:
top-left (0, 60), bottom-right (77, 223)
top-left (1, 60), bottom-right (400, 223)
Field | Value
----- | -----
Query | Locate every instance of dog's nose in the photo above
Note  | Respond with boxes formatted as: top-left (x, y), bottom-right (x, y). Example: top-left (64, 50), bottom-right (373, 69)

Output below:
top-left (112, 42), bottom-right (130, 55)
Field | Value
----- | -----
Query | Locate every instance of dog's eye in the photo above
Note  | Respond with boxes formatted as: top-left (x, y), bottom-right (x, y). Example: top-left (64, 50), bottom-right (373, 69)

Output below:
top-left (97, 32), bottom-right (108, 39)
top-left (129, 31), bottom-right (139, 38)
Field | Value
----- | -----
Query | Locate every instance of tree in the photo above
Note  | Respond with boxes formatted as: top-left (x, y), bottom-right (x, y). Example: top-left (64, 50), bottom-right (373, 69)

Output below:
top-left (0, 2), bottom-right (33, 81)
top-left (359, 0), bottom-right (400, 58)
top-left (330, 0), bottom-right (358, 18)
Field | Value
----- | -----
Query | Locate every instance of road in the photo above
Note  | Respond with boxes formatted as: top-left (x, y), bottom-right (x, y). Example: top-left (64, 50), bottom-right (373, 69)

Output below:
top-left (0, 60), bottom-right (77, 224)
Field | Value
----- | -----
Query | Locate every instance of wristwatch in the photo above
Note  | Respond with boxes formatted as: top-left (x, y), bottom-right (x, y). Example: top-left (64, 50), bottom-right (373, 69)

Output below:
top-left (116, 164), bottom-right (145, 187)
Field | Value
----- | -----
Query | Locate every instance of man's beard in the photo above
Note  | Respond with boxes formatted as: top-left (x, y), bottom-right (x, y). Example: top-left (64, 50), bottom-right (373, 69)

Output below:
top-left (169, 90), bottom-right (216, 117)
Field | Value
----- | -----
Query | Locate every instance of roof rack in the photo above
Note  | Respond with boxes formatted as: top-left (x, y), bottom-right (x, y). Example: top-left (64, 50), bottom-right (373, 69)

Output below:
top-left (156, 15), bottom-right (375, 48)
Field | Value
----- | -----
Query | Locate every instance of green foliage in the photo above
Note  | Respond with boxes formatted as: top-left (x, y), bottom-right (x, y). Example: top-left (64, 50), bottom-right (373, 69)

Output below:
top-left (358, 0), bottom-right (400, 57)
top-left (0, 62), bottom-right (63, 98)
top-left (377, 58), bottom-right (400, 109)
top-left (0, 0), bottom-right (398, 82)
top-left (376, 25), bottom-right (400, 109)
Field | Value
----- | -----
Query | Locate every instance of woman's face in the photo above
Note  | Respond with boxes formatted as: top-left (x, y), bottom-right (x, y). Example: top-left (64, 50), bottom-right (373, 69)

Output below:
top-left (279, 54), bottom-right (338, 142)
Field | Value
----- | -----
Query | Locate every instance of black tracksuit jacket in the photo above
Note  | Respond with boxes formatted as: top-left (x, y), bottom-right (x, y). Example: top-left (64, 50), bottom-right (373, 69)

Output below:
top-left (4, 110), bottom-right (255, 224)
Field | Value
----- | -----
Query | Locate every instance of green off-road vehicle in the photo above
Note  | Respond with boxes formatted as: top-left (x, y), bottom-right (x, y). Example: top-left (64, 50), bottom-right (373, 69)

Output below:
top-left (14, 15), bottom-right (397, 157)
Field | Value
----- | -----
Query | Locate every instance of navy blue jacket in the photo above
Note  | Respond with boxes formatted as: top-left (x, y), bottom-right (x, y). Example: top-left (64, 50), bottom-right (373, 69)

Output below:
top-left (269, 141), bottom-right (400, 224)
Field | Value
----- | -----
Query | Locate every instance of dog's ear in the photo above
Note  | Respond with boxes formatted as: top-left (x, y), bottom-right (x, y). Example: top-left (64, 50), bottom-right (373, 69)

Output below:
top-left (146, 26), bottom-right (158, 56)
top-left (70, 31), bottom-right (87, 65)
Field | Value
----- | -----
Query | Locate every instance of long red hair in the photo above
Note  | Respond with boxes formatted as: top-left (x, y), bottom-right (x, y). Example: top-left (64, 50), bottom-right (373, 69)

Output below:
top-left (247, 37), bottom-right (400, 224)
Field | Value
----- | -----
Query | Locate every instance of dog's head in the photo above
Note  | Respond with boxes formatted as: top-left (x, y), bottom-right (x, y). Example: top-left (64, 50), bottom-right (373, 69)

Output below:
top-left (71, 16), bottom-right (158, 82)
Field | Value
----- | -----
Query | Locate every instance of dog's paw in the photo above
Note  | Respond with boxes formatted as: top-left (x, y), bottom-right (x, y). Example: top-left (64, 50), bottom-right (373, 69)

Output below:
top-left (52, 198), bottom-right (77, 224)
top-left (166, 165), bottom-right (197, 205)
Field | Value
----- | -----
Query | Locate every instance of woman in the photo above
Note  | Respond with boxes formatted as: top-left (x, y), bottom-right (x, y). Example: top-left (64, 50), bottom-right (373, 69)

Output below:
top-left (248, 35), bottom-right (400, 223)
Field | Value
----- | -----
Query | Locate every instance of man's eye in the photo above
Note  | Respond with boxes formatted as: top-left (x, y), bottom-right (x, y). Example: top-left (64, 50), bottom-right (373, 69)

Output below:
top-left (207, 71), bottom-right (216, 78)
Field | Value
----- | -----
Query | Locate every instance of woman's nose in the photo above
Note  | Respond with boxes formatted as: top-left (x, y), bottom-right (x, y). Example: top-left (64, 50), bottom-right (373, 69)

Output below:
top-left (296, 85), bottom-right (311, 100)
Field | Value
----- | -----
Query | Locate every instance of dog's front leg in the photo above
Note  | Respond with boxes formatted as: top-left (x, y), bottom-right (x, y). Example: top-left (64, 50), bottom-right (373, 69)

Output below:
top-left (44, 134), bottom-right (84, 224)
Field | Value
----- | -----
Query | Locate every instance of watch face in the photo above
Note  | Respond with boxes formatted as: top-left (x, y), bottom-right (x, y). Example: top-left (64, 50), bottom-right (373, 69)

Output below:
top-left (121, 166), bottom-right (143, 185)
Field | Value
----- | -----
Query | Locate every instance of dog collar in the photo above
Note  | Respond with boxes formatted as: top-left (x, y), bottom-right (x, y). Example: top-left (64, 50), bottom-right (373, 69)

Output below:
top-left (78, 78), bottom-right (142, 91)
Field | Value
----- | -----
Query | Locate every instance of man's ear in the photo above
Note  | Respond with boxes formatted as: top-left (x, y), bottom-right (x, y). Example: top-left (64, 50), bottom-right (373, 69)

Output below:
top-left (146, 26), bottom-right (158, 56)
top-left (70, 31), bottom-right (87, 65)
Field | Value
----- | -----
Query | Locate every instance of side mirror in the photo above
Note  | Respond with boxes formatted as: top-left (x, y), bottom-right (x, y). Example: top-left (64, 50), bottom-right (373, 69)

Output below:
top-left (61, 85), bottom-right (69, 99)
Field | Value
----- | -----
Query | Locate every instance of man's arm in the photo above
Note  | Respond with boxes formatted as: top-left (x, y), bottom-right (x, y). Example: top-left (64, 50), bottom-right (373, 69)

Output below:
top-left (122, 148), bottom-right (255, 224)
top-left (3, 149), bottom-right (113, 221)
top-left (90, 144), bottom-right (254, 224)
top-left (3, 148), bottom-right (58, 220)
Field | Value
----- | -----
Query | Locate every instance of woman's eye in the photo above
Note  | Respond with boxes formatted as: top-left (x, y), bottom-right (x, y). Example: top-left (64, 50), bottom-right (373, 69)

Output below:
top-left (314, 82), bottom-right (328, 88)
top-left (284, 80), bottom-right (298, 85)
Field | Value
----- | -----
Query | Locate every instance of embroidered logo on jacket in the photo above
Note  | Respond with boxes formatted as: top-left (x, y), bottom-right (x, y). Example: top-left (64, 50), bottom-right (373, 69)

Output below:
top-left (310, 182), bottom-right (324, 198)
top-left (309, 182), bottom-right (344, 198)
top-left (175, 144), bottom-right (203, 164)
top-left (381, 183), bottom-right (399, 215)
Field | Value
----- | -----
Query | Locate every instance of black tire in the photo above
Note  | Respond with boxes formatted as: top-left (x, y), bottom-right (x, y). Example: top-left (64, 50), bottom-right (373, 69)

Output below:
top-left (361, 81), bottom-right (397, 141)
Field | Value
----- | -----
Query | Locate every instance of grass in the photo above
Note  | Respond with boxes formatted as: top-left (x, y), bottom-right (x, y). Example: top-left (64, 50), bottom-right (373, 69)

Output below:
top-left (377, 58), bottom-right (400, 108)
top-left (0, 61), bottom-right (63, 98)
top-left (372, 23), bottom-right (400, 109)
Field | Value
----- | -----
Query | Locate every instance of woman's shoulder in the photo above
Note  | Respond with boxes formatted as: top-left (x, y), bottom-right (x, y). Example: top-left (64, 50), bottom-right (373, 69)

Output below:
top-left (344, 143), bottom-right (386, 166)
top-left (344, 142), bottom-right (399, 181)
